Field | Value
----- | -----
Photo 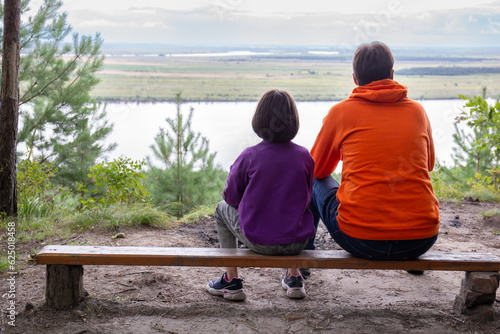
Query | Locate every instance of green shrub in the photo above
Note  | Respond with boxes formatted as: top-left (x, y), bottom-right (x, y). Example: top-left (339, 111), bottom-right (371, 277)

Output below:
top-left (430, 168), bottom-right (463, 200)
top-left (464, 186), bottom-right (500, 202)
top-left (17, 148), bottom-right (58, 217)
top-left (78, 157), bottom-right (151, 207)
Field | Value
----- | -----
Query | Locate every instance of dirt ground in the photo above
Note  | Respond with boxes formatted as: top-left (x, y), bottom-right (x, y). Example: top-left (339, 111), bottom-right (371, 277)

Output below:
top-left (2, 200), bottom-right (500, 334)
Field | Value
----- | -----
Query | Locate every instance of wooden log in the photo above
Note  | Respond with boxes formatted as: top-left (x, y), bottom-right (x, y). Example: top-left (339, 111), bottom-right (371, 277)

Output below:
top-left (46, 264), bottom-right (85, 310)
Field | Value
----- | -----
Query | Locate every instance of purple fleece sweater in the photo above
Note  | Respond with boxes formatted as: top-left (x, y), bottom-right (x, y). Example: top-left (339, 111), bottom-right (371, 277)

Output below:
top-left (223, 140), bottom-right (315, 245)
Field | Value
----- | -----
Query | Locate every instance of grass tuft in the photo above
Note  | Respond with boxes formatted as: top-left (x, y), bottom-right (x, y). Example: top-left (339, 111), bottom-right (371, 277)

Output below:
top-left (464, 187), bottom-right (500, 202)
top-left (179, 204), bottom-right (217, 224)
top-left (481, 208), bottom-right (500, 218)
top-left (68, 203), bottom-right (174, 231)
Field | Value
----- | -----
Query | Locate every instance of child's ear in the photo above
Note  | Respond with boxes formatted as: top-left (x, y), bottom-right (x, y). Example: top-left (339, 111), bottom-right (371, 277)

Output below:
top-left (352, 73), bottom-right (358, 86)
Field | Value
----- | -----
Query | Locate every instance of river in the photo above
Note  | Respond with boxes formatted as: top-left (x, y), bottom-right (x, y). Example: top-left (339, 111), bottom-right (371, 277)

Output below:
top-left (104, 100), bottom-right (467, 172)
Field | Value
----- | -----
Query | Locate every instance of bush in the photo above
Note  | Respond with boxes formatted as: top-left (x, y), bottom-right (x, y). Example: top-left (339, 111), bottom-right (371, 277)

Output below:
top-left (17, 149), bottom-right (58, 217)
top-left (464, 186), bottom-right (500, 202)
top-left (430, 168), bottom-right (462, 200)
top-left (78, 157), bottom-right (151, 207)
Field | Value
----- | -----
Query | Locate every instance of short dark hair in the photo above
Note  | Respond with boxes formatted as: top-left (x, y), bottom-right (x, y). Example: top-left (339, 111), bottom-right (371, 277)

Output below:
top-left (353, 42), bottom-right (394, 86)
top-left (252, 89), bottom-right (299, 143)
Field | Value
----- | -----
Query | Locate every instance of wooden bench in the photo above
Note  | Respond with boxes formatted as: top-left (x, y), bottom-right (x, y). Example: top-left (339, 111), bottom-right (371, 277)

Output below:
top-left (37, 245), bottom-right (500, 319)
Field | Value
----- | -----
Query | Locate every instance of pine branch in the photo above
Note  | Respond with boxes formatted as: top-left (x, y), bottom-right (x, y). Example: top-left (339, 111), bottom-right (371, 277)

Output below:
top-left (19, 53), bottom-right (81, 106)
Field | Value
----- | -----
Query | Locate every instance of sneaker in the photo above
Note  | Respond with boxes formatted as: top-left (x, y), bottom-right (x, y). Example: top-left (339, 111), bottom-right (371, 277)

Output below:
top-left (299, 268), bottom-right (311, 279)
top-left (206, 273), bottom-right (246, 301)
top-left (281, 271), bottom-right (306, 299)
top-left (406, 270), bottom-right (425, 275)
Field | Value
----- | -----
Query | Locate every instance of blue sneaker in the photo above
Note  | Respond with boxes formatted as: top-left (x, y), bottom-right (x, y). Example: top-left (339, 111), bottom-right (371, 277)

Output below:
top-left (299, 268), bottom-right (311, 279)
top-left (206, 273), bottom-right (246, 301)
top-left (281, 271), bottom-right (306, 299)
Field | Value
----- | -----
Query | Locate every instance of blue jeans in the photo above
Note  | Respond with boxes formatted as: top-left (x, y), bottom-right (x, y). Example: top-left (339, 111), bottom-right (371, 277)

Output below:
top-left (306, 175), bottom-right (438, 260)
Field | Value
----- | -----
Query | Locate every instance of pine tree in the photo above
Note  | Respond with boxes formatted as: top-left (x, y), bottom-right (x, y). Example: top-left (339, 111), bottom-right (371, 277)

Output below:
top-left (452, 125), bottom-right (492, 173)
top-left (0, 0), bottom-right (115, 190)
top-left (452, 87), bottom-right (498, 177)
top-left (147, 93), bottom-right (226, 217)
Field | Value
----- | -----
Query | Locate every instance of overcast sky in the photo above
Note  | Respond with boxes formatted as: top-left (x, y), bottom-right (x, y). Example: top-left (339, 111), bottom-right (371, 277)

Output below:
top-left (29, 0), bottom-right (500, 47)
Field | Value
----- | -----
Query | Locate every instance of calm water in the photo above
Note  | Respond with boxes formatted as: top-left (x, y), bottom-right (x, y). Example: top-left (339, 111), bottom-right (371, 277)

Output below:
top-left (104, 100), bottom-right (466, 172)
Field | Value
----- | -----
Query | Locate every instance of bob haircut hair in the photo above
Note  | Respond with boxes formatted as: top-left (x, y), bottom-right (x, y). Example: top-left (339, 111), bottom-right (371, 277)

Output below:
top-left (252, 89), bottom-right (299, 143)
top-left (353, 41), bottom-right (394, 86)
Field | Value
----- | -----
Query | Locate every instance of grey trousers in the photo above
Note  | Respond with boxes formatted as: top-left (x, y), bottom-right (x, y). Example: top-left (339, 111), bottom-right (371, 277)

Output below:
top-left (213, 201), bottom-right (308, 256)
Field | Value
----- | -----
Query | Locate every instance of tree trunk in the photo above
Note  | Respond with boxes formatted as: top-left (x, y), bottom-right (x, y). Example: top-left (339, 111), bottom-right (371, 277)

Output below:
top-left (46, 265), bottom-right (85, 309)
top-left (0, 0), bottom-right (21, 216)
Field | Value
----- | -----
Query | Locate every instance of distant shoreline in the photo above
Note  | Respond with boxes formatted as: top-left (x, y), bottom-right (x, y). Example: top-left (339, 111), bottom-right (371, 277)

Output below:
top-left (97, 96), bottom-right (466, 104)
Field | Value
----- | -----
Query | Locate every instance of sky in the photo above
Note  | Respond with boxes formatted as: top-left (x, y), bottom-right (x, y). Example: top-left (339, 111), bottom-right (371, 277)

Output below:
top-left (27, 0), bottom-right (500, 47)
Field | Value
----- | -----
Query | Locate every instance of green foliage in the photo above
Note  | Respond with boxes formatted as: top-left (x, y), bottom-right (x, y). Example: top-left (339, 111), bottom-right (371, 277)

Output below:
top-left (430, 164), bottom-right (500, 202)
top-left (78, 157), bottom-right (151, 207)
top-left (331, 172), bottom-right (342, 183)
top-left (463, 184), bottom-right (500, 202)
top-left (440, 88), bottom-right (500, 201)
top-left (0, 201), bottom-right (175, 273)
top-left (457, 89), bottom-right (500, 169)
top-left (18, 197), bottom-right (50, 217)
top-left (3, 201), bottom-right (172, 244)
top-left (0, 0), bottom-right (116, 190)
top-left (16, 213), bottom-right (66, 242)
top-left (451, 123), bottom-right (493, 177)
top-left (17, 148), bottom-right (57, 217)
top-left (430, 166), bottom-right (463, 200)
top-left (466, 169), bottom-right (500, 194)
top-left (179, 204), bottom-right (217, 224)
top-left (17, 148), bottom-right (56, 199)
top-left (147, 93), bottom-right (226, 217)
top-left (452, 87), bottom-right (497, 178)
top-left (0, 258), bottom-right (9, 273)
top-left (68, 203), bottom-right (173, 231)
top-left (482, 208), bottom-right (500, 218)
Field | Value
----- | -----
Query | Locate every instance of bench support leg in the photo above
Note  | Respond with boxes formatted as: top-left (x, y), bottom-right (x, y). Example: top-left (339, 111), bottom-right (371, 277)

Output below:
top-left (453, 271), bottom-right (500, 321)
top-left (46, 264), bottom-right (85, 310)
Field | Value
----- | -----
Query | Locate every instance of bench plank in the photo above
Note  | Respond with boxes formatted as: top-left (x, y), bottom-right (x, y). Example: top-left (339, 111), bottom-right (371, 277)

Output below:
top-left (37, 245), bottom-right (500, 272)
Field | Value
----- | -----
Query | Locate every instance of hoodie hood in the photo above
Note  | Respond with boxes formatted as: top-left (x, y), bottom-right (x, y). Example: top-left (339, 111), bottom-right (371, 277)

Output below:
top-left (349, 79), bottom-right (408, 103)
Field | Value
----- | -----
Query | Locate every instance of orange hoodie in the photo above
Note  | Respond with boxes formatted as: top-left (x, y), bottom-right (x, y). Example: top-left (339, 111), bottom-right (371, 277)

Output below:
top-left (310, 79), bottom-right (440, 240)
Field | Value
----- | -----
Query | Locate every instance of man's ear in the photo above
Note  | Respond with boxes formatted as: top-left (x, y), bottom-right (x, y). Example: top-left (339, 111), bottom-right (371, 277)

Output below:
top-left (352, 73), bottom-right (358, 86)
top-left (390, 69), bottom-right (394, 80)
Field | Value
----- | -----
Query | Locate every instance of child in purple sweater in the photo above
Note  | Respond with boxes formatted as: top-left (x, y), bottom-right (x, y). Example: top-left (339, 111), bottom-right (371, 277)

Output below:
top-left (206, 89), bottom-right (315, 301)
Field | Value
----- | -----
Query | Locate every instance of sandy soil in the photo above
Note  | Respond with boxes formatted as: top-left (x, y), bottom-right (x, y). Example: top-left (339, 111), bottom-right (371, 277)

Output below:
top-left (2, 200), bottom-right (500, 334)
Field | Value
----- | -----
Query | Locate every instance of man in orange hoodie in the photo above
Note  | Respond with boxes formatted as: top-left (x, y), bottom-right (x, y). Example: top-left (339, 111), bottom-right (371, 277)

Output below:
top-left (307, 42), bottom-right (440, 263)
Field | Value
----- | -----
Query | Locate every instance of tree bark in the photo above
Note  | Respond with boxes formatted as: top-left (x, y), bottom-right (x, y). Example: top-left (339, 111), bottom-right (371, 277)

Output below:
top-left (0, 0), bottom-right (21, 216)
top-left (46, 265), bottom-right (85, 309)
